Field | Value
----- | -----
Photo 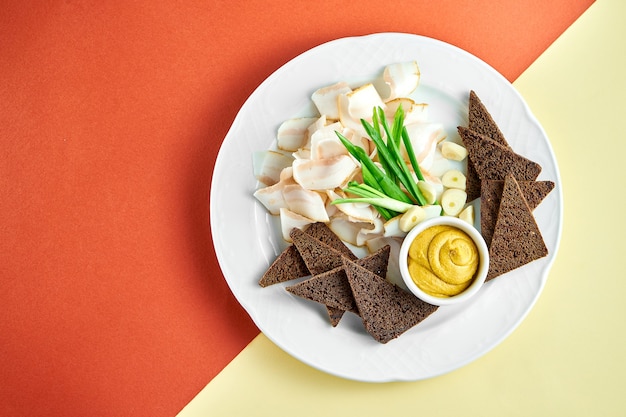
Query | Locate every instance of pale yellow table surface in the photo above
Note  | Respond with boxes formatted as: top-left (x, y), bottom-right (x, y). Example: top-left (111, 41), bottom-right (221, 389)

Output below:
top-left (179, 1), bottom-right (626, 415)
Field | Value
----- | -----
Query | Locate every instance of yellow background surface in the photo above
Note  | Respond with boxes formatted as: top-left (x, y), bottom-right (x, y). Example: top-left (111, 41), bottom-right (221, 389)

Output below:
top-left (179, 1), bottom-right (625, 415)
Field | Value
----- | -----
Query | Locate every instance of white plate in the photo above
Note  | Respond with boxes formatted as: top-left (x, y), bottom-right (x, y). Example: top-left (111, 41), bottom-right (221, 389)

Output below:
top-left (210, 33), bottom-right (562, 382)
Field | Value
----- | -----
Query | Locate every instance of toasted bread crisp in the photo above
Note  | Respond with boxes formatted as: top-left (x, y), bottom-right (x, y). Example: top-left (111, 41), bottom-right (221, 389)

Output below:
top-left (302, 222), bottom-right (358, 324)
top-left (465, 91), bottom-right (512, 201)
top-left (343, 258), bottom-right (438, 344)
top-left (258, 222), bottom-right (355, 287)
top-left (290, 227), bottom-right (346, 275)
top-left (285, 245), bottom-right (391, 315)
top-left (465, 160), bottom-right (482, 204)
top-left (305, 222), bottom-right (357, 260)
top-left (458, 126), bottom-right (542, 182)
top-left (486, 174), bottom-right (548, 281)
top-left (258, 245), bottom-right (309, 287)
top-left (262, 223), bottom-right (359, 326)
top-left (481, 179), bottom-right (555, 247)
top-left (326, 307), bottom-right (346, 327)
top-left (287, 266), bottom-right (359, 314)
top-left (468, 90), bottom-right (510, 147)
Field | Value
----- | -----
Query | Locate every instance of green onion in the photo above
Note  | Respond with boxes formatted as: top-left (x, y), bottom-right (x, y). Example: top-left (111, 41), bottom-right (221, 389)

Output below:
top-left (381, 106), bottom-right (426, 205)
top-left (330, 197), bottom-right (413, 214)
top-left (344, 181), bottom-right (388, 198)
top-left (342, 181), bottom-right (400, 220)
top-left (339, 186), bottom-right (394, 220)
top-left (358, 165), bottom-right (396, 219)
top-left (402, 126), bottom-right (425, 182)
top-left (335, 131), bottom-right (412, 204)
top-left (333, 104), bottom-right (429, 218)
top-left (360, 106), bottom-right (427, 205)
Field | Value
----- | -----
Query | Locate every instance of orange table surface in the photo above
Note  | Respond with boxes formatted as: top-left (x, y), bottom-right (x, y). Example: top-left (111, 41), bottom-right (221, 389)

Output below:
top-left (0, 1), bottom-right (594, 416)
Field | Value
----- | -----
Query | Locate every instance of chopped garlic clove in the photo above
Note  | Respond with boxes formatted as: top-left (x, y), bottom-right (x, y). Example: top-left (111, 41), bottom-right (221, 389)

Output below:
top-left (441, 188), bottom-right (467, 216)
top-left (458, 205), bottom-right (474, 225)
top-left (417, 181), bottom-right (440, 205)
top-left (440, 141), bottom-right (468, 161)
top-left (399, 206), bottom-right (427, 232)
top-left (441, 169), bottom-right (467, 190)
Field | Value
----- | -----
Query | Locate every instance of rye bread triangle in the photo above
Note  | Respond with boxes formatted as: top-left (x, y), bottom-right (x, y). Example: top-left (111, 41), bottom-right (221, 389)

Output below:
top-left (458, 126), bottom-right (542, 182)
top-left (465, 158), bottom-right (482, 204)
top-left (291, 245), bottom-right (390, 327)
top-left (305, 222), bottom-right (357, 260)
top-left (342, 257), bottom-right (438, 344)
top-left (469, 90), bottom-right (511, 148)
top-left (481, 179), bottom-right (555, 248)
top-left (258, 245), bottom-right (309, 287)
top-left (465, 90), bottom-right (512, 201)
top-left (321, 244), bottom-right (390, 327)
top-left (290, 227), bottom-right (347, 275)
top-left (302, 222), bottom-right (358, 325)
top-left (258, 222), bottom-right (356, 287)
top-left (486, 174), bottom-right (548, 281)
top-left (285, 245), bottom-right (391, 315)
top-left (326, 307), bottom-right (346, 327)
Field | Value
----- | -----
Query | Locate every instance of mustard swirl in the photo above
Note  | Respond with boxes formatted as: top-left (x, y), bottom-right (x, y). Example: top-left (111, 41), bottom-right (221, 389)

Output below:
top-left (407, 225), bottom-right (479, 298)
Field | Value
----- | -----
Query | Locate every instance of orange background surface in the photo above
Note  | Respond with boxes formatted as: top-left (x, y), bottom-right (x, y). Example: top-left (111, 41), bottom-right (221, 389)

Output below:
top-left (0, 1), bottom-right (593, 416)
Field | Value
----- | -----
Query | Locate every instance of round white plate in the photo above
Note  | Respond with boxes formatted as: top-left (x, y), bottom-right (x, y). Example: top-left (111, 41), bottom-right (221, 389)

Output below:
top-left (210, 33), bottom-right (562, 382)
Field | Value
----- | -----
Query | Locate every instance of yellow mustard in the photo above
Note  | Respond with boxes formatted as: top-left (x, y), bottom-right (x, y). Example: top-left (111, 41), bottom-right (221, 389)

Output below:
top-left (407, 225), bottom-right (479, 298)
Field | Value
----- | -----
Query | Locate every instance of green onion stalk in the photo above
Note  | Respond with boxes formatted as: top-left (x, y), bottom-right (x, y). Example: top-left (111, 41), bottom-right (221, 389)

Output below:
top-left (332, 105), bottom-right (428, 220)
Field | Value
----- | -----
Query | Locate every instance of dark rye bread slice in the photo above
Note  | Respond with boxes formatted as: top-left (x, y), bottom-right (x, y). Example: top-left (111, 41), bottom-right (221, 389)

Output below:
top-left (326, 307), bottom-right (346, 327)
top-left (486, 174), bottom-right (548, 281)
top-left (305, 222), bottom-right (357, 260)
top-left (290, 227), bottom-right (346, 275)
top-left (458, 126), bottom-right (542, 182)
top-left (288, 266), bottom-right (359, 312)
top-left (465, 91), bottom-right (512, 201)
top-left (258, 245), bottom-right (309, 287)
top-left (465, 157), bottom-right (482, 204)
top-left (285, 245), bottom-right (391, 315)
top-left (258, 222), bottom-right (356, 287)
top-left (302, 222), bottom-right (358, 324)
top-left (291, 245), bottom-right (390, 327)
top-left (481, 179), bottom-right (555, 247)
top-left (469, 90), bottom-right (510, 147)
top-left (342, 258), bottom-right (439, 344)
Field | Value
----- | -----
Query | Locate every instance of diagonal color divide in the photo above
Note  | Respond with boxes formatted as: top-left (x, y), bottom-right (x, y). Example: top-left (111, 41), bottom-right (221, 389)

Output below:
top-left (0, 1), bottom-right (594, 417)
top-left (178, 1), bottom-right (626, 415)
